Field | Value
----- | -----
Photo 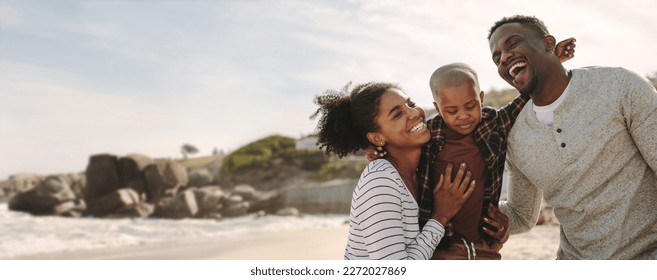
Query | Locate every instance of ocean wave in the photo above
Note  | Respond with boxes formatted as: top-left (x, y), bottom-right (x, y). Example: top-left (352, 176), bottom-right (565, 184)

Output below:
top-left (0, 203), bottom-right (348, 259)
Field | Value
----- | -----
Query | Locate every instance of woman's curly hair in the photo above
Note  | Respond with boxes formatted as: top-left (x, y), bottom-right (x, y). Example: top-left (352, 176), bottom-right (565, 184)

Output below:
top-left (310, 81), bottom-right (400, 158)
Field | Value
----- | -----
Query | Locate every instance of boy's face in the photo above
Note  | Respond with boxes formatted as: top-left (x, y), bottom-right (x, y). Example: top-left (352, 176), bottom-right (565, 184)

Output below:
top-left (433, 82), bottom-right (484, 136)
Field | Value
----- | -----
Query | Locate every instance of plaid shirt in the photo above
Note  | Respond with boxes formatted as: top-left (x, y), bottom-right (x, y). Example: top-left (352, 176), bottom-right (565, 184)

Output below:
top-left (416, 94), bottom-right (530, 241)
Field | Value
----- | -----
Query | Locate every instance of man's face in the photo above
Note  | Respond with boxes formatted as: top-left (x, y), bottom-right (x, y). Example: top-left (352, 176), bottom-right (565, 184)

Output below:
top-left (489, 23), bottom-right (547, 96)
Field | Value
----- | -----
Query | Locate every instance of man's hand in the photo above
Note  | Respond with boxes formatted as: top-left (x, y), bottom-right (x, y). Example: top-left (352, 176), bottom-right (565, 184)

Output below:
top-left (482, 205), bottom-right (510, 244)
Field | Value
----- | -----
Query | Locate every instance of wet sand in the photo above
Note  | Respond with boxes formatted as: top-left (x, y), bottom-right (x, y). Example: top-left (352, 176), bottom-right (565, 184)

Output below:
top-left (13, 225), bottom-right (560, 260)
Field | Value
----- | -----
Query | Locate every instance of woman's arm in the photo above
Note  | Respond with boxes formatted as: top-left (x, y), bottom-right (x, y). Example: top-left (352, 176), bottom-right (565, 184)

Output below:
top-left (353, 174), bottom-right (444, 259)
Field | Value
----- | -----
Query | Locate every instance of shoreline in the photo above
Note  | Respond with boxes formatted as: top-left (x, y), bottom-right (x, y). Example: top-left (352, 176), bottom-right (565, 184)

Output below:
top-left (9, 225), bottom-right (560, 260)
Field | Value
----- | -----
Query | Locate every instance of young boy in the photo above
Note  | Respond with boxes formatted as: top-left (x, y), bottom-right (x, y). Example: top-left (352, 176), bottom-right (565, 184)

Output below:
top-left (417, 62), bottom-right (522, 259)
top-left (417, 43), bottom-right (574, 259)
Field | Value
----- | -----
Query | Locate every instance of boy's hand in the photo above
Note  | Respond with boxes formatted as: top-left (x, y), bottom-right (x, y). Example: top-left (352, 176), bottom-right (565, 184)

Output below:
top-left (482, 205), bottom-right (509, 243)
top-left (556, 37), bottom-right (576, 63)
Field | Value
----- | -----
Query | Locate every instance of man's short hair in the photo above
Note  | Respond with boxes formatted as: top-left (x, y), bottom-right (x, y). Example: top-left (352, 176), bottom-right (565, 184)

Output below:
top-left (487, 15), bottom-right (550, 40)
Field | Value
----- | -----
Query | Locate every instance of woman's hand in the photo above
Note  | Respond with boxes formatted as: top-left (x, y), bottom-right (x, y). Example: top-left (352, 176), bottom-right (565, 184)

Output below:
top-left (482, 205), bottom-right (509, 244)
top-left (555, 37), bottom-right (576, 63)
top-left (431, 162), bottom-right (475, 225)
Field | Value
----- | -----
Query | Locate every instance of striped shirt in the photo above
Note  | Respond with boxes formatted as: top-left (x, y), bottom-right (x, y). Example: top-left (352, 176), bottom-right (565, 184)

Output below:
top-left (344, 159), bottom-right (445, 260)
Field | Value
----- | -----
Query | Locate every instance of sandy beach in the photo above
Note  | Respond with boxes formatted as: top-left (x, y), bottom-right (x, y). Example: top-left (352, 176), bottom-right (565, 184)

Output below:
top-left (13, 225), bottom-right (560, 260)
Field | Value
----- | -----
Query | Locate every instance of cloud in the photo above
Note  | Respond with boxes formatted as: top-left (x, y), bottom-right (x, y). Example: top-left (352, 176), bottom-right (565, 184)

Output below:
top-left (0, 4), bottom-right (23, 27)
top-left (1, 0), bottom-right (656, 179)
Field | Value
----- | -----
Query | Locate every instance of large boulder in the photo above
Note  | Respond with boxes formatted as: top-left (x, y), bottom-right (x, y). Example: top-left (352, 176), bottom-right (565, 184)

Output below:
top-left (61, 173), bottom-right (86, 200)
top-left (224, 194), bottom-right (243, 206)
top-left (9, 190), bottom-right (61, 215)
top-left (42, 175), bottom-right (77, 202)
top-left (9, 173), bottom-right (45, 193)
top-left (143, 161), bottom-right (188, 202)
top-left (154, 189), bottom-right (198, 219)
top-left (222, 201), bottom-right (250, 217)
top-left (86, 188), bottom-right (141, 217)
top-left (118, 154), bottom-right (153, 182)
top-left (193, 186), bottom-right (226, 216)
top-left (8, 175), bottom-right (77, 215)
top-left (84, 154), bottom-right (122, 204)
top-left (52, 200), bottom-right (86, 217)
top-left (232, 184), bottom-right (257, 201)
top-left (107, 202), bottom-right (155, 218)
top-left (249, 190), bottom-right (284, 214)
top-left (118, 154), bottom-right (153, 195)
top-left (188, 169), bottom-right (214, 187)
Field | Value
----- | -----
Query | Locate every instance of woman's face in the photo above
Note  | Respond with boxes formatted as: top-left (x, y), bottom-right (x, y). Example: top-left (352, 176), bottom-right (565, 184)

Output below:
top-left (371, 89), bottom-right (429, 150)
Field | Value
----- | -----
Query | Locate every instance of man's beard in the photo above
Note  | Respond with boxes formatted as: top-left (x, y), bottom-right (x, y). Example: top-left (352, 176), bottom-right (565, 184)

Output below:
top-left (518, 72), bottom-right (538, 97)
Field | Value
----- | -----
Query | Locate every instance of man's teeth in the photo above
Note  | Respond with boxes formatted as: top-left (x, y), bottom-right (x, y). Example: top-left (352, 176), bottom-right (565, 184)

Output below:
top-left (509, 62), bottom-right (526, 77)
top-left (409, 122), bottom-right (426, 133)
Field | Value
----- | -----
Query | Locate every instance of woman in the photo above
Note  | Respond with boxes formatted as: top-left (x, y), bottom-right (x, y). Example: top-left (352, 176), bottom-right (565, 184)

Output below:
top-left (312, 82), bottom-right (476, 259)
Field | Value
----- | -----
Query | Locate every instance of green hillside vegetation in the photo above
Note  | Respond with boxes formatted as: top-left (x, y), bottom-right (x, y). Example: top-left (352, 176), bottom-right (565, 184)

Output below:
top-left (315, 160), bottom-right (369, 181)
top-left (221, 135), bottom-right (327, 174)
top-left (177, 155), bottom-right (223, 171)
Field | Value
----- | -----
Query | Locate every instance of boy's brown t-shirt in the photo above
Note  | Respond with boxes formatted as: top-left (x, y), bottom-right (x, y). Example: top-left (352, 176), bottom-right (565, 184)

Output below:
top-left (434, 126), bottom-right (487, 242)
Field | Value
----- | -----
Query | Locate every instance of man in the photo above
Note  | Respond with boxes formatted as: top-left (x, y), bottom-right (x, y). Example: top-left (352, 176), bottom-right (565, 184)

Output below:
top-left (488, 15), bottom-right (657, 259)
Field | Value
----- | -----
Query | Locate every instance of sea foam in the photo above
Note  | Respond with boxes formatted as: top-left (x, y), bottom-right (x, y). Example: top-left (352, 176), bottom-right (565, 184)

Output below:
top-left (0, 203), bottom-right (348, 259)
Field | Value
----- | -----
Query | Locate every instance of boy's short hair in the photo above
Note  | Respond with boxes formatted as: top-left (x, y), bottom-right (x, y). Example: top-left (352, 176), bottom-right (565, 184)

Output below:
top-left (429, 62), bottom-right (480, 102)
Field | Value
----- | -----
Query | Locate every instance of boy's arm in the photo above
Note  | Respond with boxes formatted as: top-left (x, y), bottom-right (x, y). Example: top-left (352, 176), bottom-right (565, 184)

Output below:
top-left (622, 69), bottom-right (657, 173)
top-left (499, 158), bottom-right (543, 234)
top-left (496, 94), bottom-right (530, 136)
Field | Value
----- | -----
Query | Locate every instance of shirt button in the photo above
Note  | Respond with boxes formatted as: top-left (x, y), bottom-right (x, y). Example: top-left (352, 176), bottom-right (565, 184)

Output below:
top-left (556, 128), bottom-right (562, 133)
top-left (561, 143), bottom-right (566, 148)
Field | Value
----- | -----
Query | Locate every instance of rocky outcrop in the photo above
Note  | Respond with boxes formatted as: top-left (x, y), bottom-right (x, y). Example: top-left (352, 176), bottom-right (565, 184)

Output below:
top-left (188, 169), bottom-right (214, 187)
top-left (9, 173), bottom-right (45, 193)
top-left (8, 175), bottom-right (81, 216)
top-left (81, 153), bottom-right (187, 217)
top-left (87, 188), bottom-right (141, 217)
top-left (154, 189), bottom-right (198, 219)
top-left (5, 152), bottom-right (360, 221)
top-left (193, 186), bottom-right (226, 217)
top-left (143, 161), bottom-right (188, 202)
top-left (117, 153), bottom-right (153, 195)
top-left (84, 154), bottom-right (123, 205)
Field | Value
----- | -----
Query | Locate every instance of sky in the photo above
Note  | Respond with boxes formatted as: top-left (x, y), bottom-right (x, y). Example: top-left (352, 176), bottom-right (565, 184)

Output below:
top-left (1, 0), bottom-right (656, 179)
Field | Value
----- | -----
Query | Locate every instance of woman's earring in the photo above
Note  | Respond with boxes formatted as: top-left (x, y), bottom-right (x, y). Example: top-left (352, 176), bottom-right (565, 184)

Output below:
top-left (375, 145), bottom-right (387, 158)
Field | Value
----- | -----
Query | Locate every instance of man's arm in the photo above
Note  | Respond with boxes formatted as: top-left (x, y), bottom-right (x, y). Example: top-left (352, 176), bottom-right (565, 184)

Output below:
top-left (622, 69), bottom-right (657, 173)
top-left (499, 158), bottom-right (543, 234)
